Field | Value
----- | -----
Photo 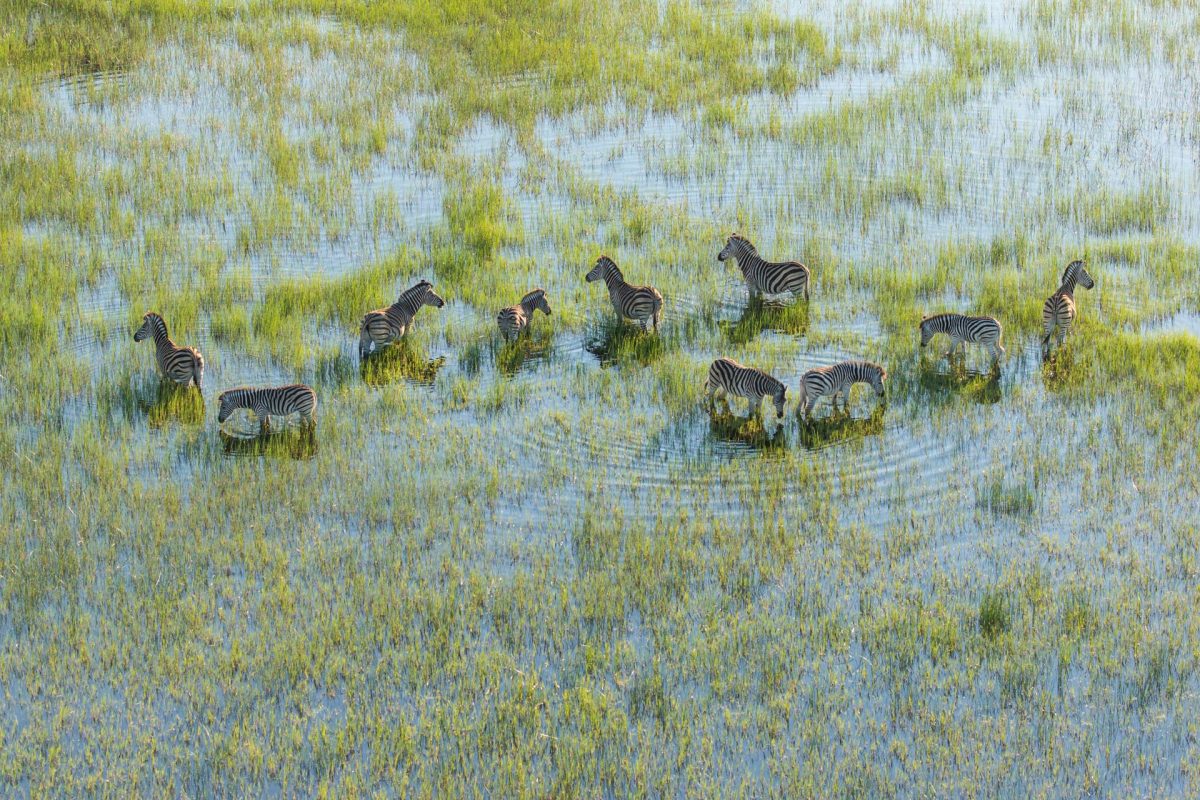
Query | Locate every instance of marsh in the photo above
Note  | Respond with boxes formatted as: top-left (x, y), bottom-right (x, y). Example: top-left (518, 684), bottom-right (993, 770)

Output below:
top-left (3, 0), bottom-right (1200, 797)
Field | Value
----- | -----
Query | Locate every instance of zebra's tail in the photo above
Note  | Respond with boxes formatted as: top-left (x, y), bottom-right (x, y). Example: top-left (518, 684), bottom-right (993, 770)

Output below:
top-left (192, 350), bottom-right (205, 392)
top-left (794, 382), bottom-right (807, 417)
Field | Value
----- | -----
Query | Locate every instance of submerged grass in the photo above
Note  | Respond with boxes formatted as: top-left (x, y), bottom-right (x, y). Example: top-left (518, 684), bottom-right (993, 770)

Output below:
top-left (3, 0), bottom-right (1200, 797)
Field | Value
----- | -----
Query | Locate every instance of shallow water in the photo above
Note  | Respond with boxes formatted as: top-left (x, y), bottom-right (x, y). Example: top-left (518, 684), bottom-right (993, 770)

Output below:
top-left (9, 4), bottom-right (1200, 796)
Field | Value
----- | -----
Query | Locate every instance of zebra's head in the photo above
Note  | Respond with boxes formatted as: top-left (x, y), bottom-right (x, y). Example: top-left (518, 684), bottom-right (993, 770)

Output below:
top-left (134, 312), bottom-right (163, 342)
top-left (1064, 260), bottom-right (1094, 290)
top-left (918, 314), bottom-right (936, 347)
top-left (522, 288), bottom-right (551, 316)
top-left (718, 233), bottom-right (752, 262)
top-left (872, 366), bottom-right (888, 397)
top-left (418, 280), bottom-right (446, 308)
top-left (772, 385), bottom-right (787, 418)
top-left (586, 256), bottom-right (619, 283)
top-left (216, 390), bottom-right (238, 424)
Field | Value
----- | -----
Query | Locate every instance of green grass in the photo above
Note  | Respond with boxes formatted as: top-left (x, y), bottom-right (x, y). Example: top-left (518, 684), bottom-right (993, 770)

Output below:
top-left (3, 0), bottom-right (1200, 796)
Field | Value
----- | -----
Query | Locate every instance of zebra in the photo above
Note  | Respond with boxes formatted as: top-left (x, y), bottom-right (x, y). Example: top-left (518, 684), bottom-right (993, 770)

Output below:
top-left (796, 361), bottom-right (887, 419)
top-left (217, 384), bottom-right (316, 434)
top-left (360, 280), bottom-right (445, 359)
top-left (704, 357), bottom-right (787, 418)
top-left (1042, 259), bottom-right (1094, 350)
top-left (919, 313), bottom-right (1005, 364)
top-left (497, 288), bottom-right (552, 340)
top-left (717, 233), bottom-right (810, 300)
top-left (585, 256), bottom-right (663, 331)
top-left (133, 312), bottom-right (204, 391)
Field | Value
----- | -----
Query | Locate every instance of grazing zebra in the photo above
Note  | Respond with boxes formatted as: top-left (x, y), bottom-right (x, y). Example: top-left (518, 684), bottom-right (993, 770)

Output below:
top-left (1042, 259), bottom-right (1095, 350)
top-left (217, 384), bottom-right (316, 433)
top-left (585, 256), bottom-right (663, 330)
top-left (360, 280), bottom-right (445, 359)
top-left (796, 361), bottom-right (887, 419)
top-left (718, 233), bottom-right (810, 300)
top-left (497, 288), bottom-right (552, 340)
top-left (133, 312), bottom-right (204, 391)
top-left (919, 313), bottom-right (1005, 363)
top-left (704, 357), bottom-right (787, 418)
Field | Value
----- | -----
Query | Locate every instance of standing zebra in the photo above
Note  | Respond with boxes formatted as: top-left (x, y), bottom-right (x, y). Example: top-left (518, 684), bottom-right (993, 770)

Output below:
top-left (360, 280), bottom-right (445, 359)
top-left (217, 384), bottom-right (316, 434)
top-left (919, 313), bottom-right (1005, 364)
top-left (796, 361), bottom-right (887, 420)
top-left (497, 288), bottom-right (552, 340)
top-left (704, 357), bottom-right (787, 418)
top-left (585, 256), bottom-right (663, 331)
top-left (133, 312), bottom-right (204, 391)
top-left (1042, 259), bottom-right (1095, 350)
top-left (718, 233), bottom-right (810, 300)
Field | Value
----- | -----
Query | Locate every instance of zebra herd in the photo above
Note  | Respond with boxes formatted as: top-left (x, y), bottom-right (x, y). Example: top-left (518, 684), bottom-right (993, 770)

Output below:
top-left (131, 234), bottom-right (1095, 434)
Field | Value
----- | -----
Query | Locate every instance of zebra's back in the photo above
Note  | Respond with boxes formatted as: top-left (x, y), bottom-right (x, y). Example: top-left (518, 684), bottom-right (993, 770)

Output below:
top-left (158, 344), bottom-right (204, 388)
top-left (360, 306), bottom-right (408, 354)
top-left (798, 360), bottom-right (886, 416)
top-left (612, 282), bottom-right (663, 323)
top-left (743, 256), bottom-right (810, 297)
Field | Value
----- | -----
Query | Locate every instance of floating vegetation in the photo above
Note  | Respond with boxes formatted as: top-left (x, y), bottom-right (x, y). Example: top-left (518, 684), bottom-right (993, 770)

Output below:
top-left (3, 0), bottom-right (1200, 796)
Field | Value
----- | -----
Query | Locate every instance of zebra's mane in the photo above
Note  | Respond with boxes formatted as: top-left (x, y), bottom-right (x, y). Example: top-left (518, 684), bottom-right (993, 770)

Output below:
top-left (596, 256), bottom-right (622, 278)
top-left (1061, 260), bottom-right (1084, 284)
top-left (520, 288), bottom-right (546, 305)
top-left (728, 233), bottom-right (756, 252)
top-left (919, 312), bottom-right (957, 327)
top-left (395, 279), bottom-right (431, 302)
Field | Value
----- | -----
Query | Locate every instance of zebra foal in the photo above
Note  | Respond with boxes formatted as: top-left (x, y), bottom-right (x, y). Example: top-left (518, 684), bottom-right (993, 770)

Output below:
top-left (585, 256), bottom-right (663, 331)
top-left (919, 313), bottom-right (1005, 364)
top-left (217, 384), bottom-right (317, 434)
top-left (133, 312), bottom-right (204, 391)
top-left (704, 357), bottom-right (787, 418)
top-left (718, 233), bottom-right (810, 300)
top-left (497, 288), bottom-right (551, 340)
top-left (796, 361), bottom-right (886, 420)
top-left (360, 280), bottom-right (445, 359)
top-left (1042, 259), bottom-right (1094, 351)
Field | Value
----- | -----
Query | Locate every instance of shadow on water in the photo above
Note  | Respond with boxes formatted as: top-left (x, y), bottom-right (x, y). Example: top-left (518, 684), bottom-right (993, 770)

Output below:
top-left (135, 380), bottom-right (205, 428)
top-left (720, 297), bottom-right (809, 345)
top-left (585, 319), bottom-right (667, 367)
top-left (797, 405), bottom-right (886, 451)
top-left (1040, 345), bottom-right (1088, 394)
top-left (706, 409), bottom-right (789, 452)
top-left (219, 428), bottom-right (318, 460)
top-left (912, 359), bottom-right (1002, 405)
top-left (359, 340), bottom-right (446, 387)
top-left (495, 330), bottom-right (557, 376)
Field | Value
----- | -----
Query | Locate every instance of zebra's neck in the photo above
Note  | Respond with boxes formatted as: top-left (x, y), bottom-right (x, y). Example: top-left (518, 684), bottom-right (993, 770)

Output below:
top-left (732, 244), bottom-right (759, 271)
top-left (602, 268), bottom-right (626, 293)
top-left (520, 296), bottom-right (541, 315)
top-left (150, 319), bottom-right (172, 348)
top-left (1058, 276), bottom-right (1077, 297)
top-left (390, 293), bottom-right (423, 318)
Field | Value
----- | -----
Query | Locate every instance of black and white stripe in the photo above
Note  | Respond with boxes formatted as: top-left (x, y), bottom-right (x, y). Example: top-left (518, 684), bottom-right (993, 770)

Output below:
top-left (497, 288), bottom-right (551, 340)
top-left (133, 312), bottom-right (204, 391)
top-left (919, 313), bottom-right (1005, 363)
top-left (360, 280), bottom-right (445, 359)
top-left (1042, 260), bottom-right (1094, 349)
top-left (704, 357), bottom-right (787, 417)
top-left (217, 384), bottom-right (316, 433)
top-left (585, 256), bottom-right (664, 330)
top-left (718, 233), bottom-right (810, 300)
top-left (797, 361), bottom-right (887, 419)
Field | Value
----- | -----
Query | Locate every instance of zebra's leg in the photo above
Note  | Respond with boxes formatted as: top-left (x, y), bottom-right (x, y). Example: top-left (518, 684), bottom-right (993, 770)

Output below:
top-left (259, 415), bottom-right (270, 436)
